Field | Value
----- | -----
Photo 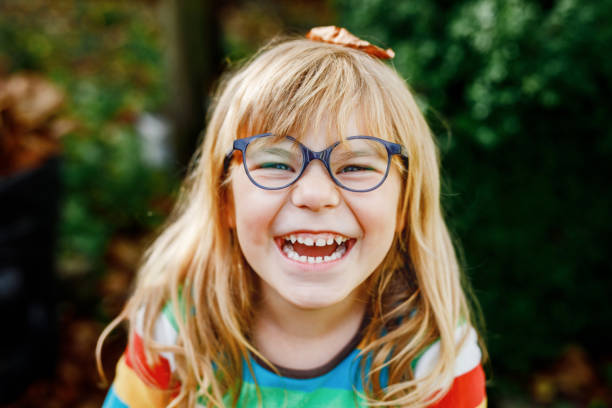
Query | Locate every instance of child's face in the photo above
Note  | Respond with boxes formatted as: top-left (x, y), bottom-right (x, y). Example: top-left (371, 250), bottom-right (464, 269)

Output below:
top-left (229, 116), bottom-right (403, 310)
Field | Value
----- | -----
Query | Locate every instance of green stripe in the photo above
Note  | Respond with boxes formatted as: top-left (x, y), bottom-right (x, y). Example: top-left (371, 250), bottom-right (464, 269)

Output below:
top-left (161, 289), bottom-right (185, 332)
top-left (214, 382), bottom-right (368, 408)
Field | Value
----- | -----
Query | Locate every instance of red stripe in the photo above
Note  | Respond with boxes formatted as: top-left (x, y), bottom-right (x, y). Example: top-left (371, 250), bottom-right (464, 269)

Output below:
top-left (427, 364), bottom-right (486, 408)
top-left (124, 331), bottom-right (172, 389)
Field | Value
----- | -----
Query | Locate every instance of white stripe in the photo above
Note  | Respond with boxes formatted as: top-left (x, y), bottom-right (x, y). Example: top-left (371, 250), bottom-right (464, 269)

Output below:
top-left (414, 325), bottom-right (481, 379)
top-left (134, 307), bottom-right (179, 371)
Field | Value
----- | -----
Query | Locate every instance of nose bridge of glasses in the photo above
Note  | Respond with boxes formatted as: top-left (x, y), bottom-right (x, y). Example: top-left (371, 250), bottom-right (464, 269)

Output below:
top-left (293, 152), bottom-right (340, 207)
top-left (303, 145), bottom-right (333, 168)
top-left (298, 146), bottom-right (335, 186)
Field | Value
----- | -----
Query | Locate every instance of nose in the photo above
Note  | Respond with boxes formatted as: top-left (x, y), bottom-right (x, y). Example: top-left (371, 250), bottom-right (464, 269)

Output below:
top-left (290, 160), bottom-right (340, 211)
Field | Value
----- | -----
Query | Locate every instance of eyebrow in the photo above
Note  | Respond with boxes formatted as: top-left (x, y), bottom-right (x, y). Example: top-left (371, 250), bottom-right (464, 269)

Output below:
top-left (333, 149), bottom-right (384, 161)
top-left (258, 147), bottom-right (295, 159)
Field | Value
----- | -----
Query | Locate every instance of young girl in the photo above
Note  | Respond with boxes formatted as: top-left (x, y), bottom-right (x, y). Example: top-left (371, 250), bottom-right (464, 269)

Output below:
top-left (98, 26), bottom-right (487, 408)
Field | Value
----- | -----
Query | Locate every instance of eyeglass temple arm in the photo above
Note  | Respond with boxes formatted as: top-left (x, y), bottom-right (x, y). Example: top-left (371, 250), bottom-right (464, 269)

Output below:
top-left (388, 142), bottom-right (408, 159)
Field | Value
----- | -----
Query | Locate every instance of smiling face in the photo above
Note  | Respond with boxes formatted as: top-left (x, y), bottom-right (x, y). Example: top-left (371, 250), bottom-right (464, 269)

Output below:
top-left (229, 117), bottom-right (403, 311)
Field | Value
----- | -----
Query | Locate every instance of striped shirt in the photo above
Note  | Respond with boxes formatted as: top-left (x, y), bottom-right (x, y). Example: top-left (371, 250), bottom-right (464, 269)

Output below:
top-left (103, 304), bottom-right (486, 407)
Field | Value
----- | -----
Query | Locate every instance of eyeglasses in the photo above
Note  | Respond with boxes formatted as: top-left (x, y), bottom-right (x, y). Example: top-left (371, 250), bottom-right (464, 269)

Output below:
top-left (224, 133), bottom-right (408, 192)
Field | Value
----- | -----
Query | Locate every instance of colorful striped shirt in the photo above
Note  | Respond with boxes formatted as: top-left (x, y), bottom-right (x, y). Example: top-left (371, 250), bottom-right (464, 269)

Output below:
top-left (103, 305), bottom-right (486, 407)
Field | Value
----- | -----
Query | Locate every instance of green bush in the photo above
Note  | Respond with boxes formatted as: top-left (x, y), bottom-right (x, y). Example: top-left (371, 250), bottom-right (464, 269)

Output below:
top-left (0, 0), bottom-right (174, 276)
top-left (337, 0), bottom-right (612, 395)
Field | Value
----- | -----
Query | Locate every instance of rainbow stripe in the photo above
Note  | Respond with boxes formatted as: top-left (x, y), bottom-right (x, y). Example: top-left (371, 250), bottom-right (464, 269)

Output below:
top-left (103, 308), bottom-right (486, 408)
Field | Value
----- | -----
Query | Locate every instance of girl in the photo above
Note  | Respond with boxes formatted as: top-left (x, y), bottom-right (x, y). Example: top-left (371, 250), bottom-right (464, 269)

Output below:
top-left (98, 26), bottom-right (487, 408)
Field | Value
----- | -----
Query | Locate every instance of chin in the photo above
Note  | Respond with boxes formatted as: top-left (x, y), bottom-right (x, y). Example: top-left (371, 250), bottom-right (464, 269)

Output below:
top-left (282, 286), bottom-right (349, 310)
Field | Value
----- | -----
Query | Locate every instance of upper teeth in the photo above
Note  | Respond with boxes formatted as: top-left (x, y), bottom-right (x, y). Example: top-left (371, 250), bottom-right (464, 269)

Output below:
top-left (282, 242), bottom-right (347, 263)
top-left (286, 234), bottom-right (349, 246)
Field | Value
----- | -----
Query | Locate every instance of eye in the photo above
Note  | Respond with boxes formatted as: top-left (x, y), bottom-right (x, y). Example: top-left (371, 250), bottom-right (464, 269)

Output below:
top-left (260, 162), bottom-right (293, 171)
top-left (338, 165), bottom-right (375, 173)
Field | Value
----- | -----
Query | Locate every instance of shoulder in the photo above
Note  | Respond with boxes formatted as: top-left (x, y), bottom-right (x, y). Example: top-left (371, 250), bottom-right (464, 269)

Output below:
top-left (127, 302), bottom-right (180, 385)
top-left (103, 302), bottom-right (180, 408)
top-left (413, 325), bottom-right (487, 408)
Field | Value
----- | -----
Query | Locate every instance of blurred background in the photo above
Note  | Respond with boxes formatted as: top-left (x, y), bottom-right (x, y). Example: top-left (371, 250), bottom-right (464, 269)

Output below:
top-left (0, 0), bottom-right (610, 407)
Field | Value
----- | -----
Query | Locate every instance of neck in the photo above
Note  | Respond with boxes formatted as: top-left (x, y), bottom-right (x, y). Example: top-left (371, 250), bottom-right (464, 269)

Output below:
top-left (252, 281), bottom-right (368, 370)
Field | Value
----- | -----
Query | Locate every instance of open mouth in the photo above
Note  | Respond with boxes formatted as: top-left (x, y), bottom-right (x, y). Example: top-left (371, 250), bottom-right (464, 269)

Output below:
top-left (275, 233), bottom-right (356, 264)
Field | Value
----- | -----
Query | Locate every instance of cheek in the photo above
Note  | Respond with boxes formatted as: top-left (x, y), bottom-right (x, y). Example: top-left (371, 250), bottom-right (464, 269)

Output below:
top-left (364, 197), bottom-right (398, 241)
top-left (350, 177), bottom-right (401, 252)
top-left (231, 171), bottom-right (282, 249)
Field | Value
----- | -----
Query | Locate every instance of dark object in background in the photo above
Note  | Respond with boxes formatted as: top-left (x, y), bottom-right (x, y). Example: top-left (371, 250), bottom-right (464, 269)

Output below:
top-left (0, 155), bottom-right (61, 403)
top-left (161, 0), bottom-right (223, 171)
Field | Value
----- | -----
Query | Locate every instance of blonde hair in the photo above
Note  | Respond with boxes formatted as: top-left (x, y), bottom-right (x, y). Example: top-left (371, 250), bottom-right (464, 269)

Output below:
top-left (97, 36), bottom-right (485, 407)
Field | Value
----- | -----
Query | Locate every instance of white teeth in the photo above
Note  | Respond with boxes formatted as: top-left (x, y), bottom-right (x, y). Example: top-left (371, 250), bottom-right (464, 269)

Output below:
top-left (290, 237), bottom-right (328, 247)
top-left (284, 234), bottom-right (349, 245)
top-left (282, 241), bottom-right (347, 264)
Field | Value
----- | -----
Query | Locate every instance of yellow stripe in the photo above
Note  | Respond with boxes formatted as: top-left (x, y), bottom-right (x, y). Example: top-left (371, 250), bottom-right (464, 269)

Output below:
top-left (475, 397), bottom-right (487, 408)
top-left (113, 356), bottom-right (172, 408)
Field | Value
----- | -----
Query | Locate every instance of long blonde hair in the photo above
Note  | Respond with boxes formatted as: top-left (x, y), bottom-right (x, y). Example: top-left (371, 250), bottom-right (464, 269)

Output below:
top-left (97, 36), bottom-right (484, 407)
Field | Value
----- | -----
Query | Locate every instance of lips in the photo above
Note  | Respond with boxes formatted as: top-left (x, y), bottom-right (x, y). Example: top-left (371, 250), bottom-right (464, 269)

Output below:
top-left (275, 232), bottom-right (355, 264)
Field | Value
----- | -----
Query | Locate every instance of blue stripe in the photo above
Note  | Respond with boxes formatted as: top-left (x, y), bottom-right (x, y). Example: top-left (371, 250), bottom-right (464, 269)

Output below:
top-left (243, 349), bottom-right (370, 393)
top-left (102, 385), bottom-right (129, 408)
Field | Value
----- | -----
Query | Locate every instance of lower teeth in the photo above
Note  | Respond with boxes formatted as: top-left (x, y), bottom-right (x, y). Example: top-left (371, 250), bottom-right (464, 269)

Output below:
top-left (282, 243), bottom-right (346, 264)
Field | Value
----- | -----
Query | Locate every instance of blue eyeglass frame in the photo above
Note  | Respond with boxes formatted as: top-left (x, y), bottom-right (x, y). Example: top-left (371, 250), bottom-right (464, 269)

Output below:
top-left (224, 132), bottom-right (409, 192)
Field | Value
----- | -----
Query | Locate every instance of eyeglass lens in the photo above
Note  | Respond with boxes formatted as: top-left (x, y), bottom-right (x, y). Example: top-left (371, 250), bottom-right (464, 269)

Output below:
top-left (244, 136), bottom-right (389, 191)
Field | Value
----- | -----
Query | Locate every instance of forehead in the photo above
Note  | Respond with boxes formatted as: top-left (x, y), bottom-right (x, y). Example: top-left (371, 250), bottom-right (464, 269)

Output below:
top-left (233, 58), bottom-right (403, 152)
top-left (287, 112), bottom-right (369, 150)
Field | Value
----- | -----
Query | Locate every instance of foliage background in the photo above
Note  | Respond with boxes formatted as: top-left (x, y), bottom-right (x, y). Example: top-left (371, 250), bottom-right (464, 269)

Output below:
top-left (337, 0), bottom-right (612, 405)
top-left (0, 0), bottom-right (610, 406)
